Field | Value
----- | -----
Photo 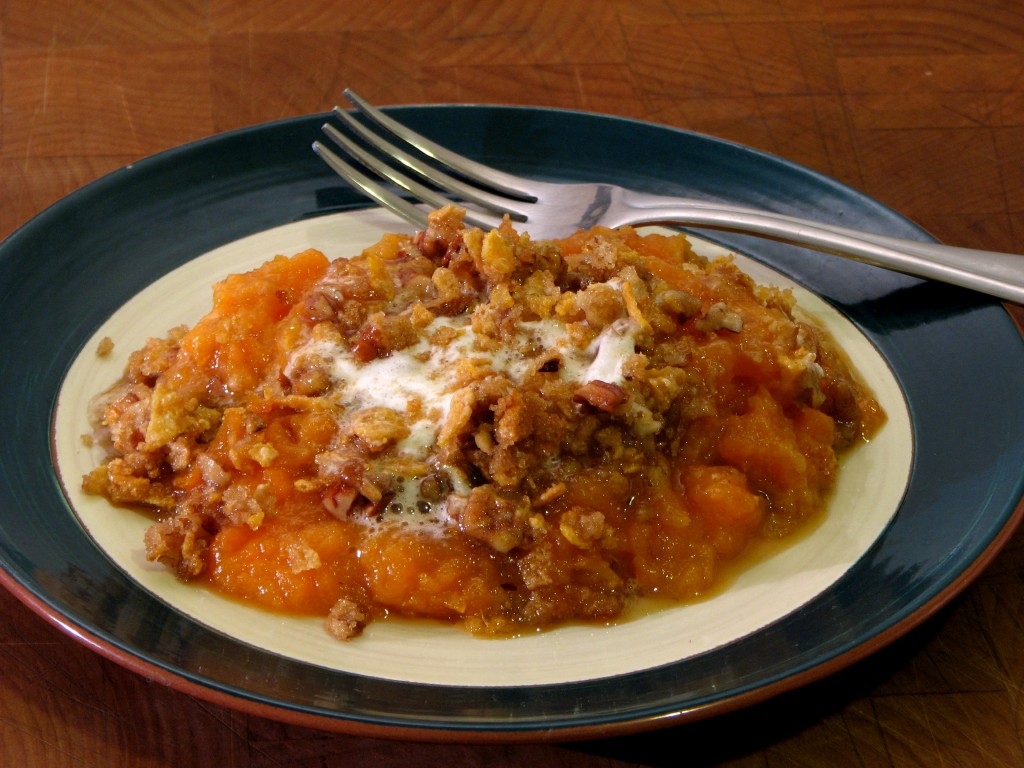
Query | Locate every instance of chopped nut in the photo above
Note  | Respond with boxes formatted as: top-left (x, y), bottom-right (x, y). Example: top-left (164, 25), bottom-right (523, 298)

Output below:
top-left (573, 380), bottom-right (628, 412)
top-left (656, 289), bottom-right (702, 319)
top-left (696, 302), bottom-right (743, 333)
top-left (457, 485), bottom-right (532, 553)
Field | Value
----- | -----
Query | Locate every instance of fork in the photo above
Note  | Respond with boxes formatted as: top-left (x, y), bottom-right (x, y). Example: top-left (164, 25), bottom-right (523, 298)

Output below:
top-left (313, 89), bottom-right (1024, 305)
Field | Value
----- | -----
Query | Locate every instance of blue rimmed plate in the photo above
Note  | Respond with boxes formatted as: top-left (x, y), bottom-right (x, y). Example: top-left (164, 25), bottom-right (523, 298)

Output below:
top-left (1, 106), bottom-right (1022, 741)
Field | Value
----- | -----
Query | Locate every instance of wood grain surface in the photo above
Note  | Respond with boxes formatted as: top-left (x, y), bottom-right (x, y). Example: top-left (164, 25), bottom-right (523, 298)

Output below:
top-left (2, 1), bottom-right (1024, 765)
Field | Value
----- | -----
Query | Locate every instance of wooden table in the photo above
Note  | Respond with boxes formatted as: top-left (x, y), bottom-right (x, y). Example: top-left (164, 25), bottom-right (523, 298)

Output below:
top-left (3, 1), bottom-right (1023, 765)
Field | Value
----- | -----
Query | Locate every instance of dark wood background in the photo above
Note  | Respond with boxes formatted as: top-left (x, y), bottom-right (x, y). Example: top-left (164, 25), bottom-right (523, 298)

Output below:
top-left (2, 1), bottom-right (1023, 765)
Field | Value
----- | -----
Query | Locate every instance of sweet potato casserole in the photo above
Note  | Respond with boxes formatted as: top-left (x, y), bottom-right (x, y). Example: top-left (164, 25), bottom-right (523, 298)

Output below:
top-left (83, 206), bottom-right (884, 639)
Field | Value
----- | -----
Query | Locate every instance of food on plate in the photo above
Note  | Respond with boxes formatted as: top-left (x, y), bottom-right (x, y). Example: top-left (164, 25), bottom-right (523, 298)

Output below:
top-left (82, 206), bottom-right (884, 639)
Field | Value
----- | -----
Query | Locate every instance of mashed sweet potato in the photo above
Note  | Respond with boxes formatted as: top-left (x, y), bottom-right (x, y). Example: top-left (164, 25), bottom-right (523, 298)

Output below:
top-left (83, 206), bottom-right (884, 639)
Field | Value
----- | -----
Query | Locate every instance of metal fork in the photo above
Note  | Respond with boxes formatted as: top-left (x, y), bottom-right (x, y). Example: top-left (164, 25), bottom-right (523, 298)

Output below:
top-left (313, 89), bottom-right (1024, 305)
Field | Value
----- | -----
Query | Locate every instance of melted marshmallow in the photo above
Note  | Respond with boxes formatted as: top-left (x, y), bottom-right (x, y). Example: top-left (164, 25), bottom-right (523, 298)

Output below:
top-left (289, 314), bottom-right (642, 463)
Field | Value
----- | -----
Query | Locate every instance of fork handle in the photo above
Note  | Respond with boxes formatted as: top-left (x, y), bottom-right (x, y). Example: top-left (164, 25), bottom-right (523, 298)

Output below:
top-left (619, 192), bottom-right (1024, 305)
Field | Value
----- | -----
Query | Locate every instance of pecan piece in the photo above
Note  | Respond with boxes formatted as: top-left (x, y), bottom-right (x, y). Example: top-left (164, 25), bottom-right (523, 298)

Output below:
top-left (573, 380), bottom-right (627, 412)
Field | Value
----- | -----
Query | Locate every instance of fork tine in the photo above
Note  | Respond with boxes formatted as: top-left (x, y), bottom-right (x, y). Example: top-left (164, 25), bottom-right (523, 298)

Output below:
top-left (344, 89), bottom-right (537, 201)
top-left (312, 140), bottom-right (428, 231)
top-left (321, 123), bottom-right (457, 213)
top-left (329, 107), bottom-right (531, 220)
top-left (320, 123), bottom-right (505, 231)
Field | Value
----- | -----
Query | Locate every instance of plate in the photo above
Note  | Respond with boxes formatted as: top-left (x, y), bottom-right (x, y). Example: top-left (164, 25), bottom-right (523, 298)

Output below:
top-left (50, 209), bottom-right (913, 687)
top-left (2, 106), bottom-right (1023, 740)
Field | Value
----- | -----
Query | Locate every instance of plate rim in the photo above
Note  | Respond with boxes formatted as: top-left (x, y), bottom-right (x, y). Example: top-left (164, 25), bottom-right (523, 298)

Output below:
top-left (2, 104), bottom-right (1023, 741)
